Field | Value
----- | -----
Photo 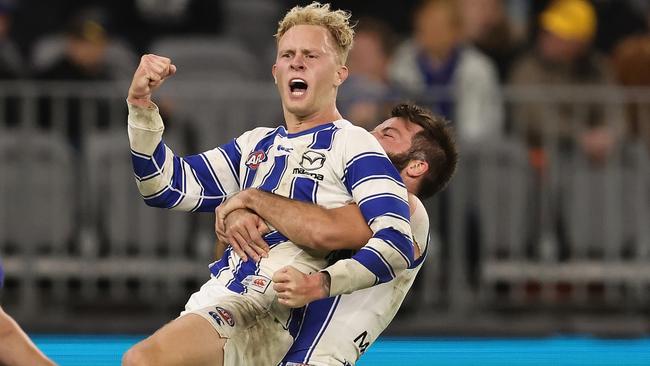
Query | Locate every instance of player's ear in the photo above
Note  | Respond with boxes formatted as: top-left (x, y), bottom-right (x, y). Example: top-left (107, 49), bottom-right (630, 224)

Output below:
top-left (272, 64), bottom-right (278, 84)
top-left (334, 65), bottom-right (348, 87)
top-left (406, 159), bottom-right (428, 178)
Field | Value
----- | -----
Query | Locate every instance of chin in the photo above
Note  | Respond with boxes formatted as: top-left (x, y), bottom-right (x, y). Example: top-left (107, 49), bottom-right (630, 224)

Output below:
top-left (285, 102), bottom-right (312, 117)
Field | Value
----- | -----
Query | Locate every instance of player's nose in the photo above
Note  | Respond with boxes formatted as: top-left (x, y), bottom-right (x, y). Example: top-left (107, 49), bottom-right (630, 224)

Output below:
top-left (290, 56), bottom-right (305, 71)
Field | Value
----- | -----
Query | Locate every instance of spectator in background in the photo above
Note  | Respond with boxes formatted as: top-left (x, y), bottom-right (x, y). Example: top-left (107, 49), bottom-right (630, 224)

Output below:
top-left (37, 16), bottom-right (111, 81)
top-left (509, 0), bottom-right (617, 164)
top-left (389, 0), bottom-right (503, 143)
top-left (339, 17), bottom-right (398, 130)
top-left (460, 0), bottom-right (523, 82)
top-left (528, 0), bottom-right (648, 55)
top-left (611, 34), bottom-right (650, 151)
top-left (510, 0), bottom-right (624, 262)
top-left (36, 13), bottom-right (115, 149)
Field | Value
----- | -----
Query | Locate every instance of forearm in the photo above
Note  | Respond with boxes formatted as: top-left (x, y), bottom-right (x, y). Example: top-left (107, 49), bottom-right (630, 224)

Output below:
top-left (128, 101), bottom-right (164, 154)
top-left (322, 226), bottom-right (413, 297)
top-left (322, 257), bottom-right (379, 296)
top-left (241, 189), bottom-right (370, 251)
top-left (343, 177), bottom-right (414, 294)
top-left (128, 102), bottom-right (240, 211)
top-left (128, 101), bottom-right (177, 205)
top-left (300, 195), bottom-right (426, 301)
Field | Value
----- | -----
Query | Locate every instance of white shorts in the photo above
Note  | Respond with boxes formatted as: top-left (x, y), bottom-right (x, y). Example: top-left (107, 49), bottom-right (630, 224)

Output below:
top-left (180, 238), bottom-right (331, 365)
top-left (181, 275), bottom-right (294, 366)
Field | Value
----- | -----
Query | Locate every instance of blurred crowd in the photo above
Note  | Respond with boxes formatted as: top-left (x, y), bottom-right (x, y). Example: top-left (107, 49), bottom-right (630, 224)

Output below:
top-left (0, 0), bottom-right (648, 146)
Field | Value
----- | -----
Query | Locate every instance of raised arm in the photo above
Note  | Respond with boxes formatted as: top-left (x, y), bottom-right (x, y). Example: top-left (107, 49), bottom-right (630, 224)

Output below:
top-left (127, 54), bottom-right (242, 212)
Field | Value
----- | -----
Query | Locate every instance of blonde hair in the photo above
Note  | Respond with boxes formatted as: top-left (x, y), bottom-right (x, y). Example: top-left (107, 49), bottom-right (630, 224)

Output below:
top-left (275, 2), bottom-right (355, 64)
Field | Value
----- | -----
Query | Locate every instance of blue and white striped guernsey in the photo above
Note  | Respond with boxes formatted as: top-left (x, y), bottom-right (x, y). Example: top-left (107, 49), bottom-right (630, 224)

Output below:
top-left (127, 102), bottom-right (414, 297)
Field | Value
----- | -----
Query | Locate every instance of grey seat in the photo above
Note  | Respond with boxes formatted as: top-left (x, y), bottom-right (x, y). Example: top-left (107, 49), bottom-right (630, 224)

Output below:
top-left (561, 147), bottom-right (633, 260)
top-left (158, 82), bottom-right (282, 152)
top-left (0, 132), bottom-right (76, 255)
top-left (150, 36), bottom-right (259, 82)
top-left (476, 139), bottom-right (531, 260)
top-left (223, 0), bottom-right (281, 63)
top-left (618, 142), bottom-right (650, 259)
top-left (85, 131), bottom-right (194, 259)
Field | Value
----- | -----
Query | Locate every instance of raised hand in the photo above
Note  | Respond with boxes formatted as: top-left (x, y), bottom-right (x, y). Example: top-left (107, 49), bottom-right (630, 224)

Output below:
top-left (127, 54), bottom-right (177, 107)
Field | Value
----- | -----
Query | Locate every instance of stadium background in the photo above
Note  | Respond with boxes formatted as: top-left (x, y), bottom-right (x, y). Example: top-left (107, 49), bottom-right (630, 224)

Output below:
top-left (1, 0), bottom-right (650, 364)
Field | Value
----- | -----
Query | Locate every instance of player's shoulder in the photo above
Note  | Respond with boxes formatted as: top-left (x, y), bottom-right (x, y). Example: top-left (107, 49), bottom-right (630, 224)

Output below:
top-left (408, 194), bottom-right (430, 236)
top-left (332, 119), bottom-right (384, 152)
top-left (408, 194), bottom-right (430, 258)
top-left (408, 194), bottom-right (427, 220)
top-left (334, 119), bottom-right (372, 136)
top-left (237, 126), bottom-right (283, 144)
top-left (249, 126), bottom-right (283, 137)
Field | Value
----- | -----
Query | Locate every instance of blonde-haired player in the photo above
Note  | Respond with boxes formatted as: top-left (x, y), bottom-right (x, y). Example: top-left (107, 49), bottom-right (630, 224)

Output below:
top-left (122, 3), bottom-right (414, 366)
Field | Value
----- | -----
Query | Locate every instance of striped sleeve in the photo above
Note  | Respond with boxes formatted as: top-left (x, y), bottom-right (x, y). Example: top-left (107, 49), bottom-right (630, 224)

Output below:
top-left (127, 102), bottom-right (242, 212)
top-left (324, 127), bottom-right (414, 296)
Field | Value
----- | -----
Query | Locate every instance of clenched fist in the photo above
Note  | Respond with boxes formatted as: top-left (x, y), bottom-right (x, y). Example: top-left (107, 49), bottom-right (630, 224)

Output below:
top-left (127, 54), bottom-right (177, 108)
top-left (272, 266), bottom-right (330, 308)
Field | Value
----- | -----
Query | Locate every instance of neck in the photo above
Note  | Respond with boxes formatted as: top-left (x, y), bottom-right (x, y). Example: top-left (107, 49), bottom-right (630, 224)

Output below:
top-left (284, 104), bottom-right (342, 134)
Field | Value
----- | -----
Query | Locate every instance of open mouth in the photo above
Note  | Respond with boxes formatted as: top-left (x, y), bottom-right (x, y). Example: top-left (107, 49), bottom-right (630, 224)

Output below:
top-left (289, 78), bottom-right (308, 97)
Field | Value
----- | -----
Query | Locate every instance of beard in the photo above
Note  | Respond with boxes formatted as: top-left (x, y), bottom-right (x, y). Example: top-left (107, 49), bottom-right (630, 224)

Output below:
top-left (386, 150), bottom-right (410, 172)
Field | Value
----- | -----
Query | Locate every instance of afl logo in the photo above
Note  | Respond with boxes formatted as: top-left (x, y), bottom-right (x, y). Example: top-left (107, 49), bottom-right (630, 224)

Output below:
top-left (245, 150), bottom-right (267, 169)
top-left (300, 150), bottom-right (326, 170)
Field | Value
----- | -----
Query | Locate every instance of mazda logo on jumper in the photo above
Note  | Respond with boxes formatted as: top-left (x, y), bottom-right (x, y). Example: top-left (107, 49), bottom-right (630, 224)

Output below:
top-left (300, 151), bottom-right (326, 170)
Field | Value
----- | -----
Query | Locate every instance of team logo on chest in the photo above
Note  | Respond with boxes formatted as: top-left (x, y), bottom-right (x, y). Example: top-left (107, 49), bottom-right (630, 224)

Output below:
top-left (299, 150), bottom-right (326, 170)
top-left (245, 150), bottom-right (267, 169)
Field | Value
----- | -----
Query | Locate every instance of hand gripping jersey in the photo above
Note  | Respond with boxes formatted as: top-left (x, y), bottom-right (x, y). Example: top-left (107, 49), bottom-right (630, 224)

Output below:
top-left (127, 103), bottom-right (414, 324)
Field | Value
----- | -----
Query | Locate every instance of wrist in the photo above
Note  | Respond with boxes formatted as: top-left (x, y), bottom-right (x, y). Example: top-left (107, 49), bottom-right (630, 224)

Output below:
top-left (127, 95), bottom-right (154, 109)
top-left (308, 272), bottom-right (330, 301)
top-left (242, 188), bottom-right (261, 210)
